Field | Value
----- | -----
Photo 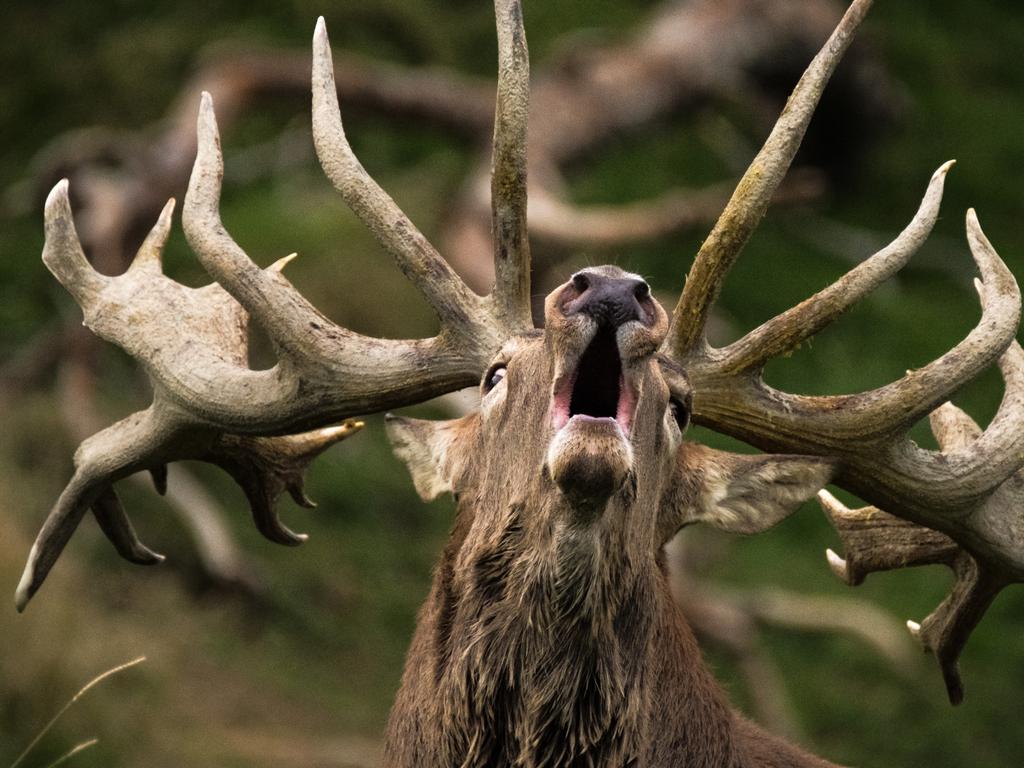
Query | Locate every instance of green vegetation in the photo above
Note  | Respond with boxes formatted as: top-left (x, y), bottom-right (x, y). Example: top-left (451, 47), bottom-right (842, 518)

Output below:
top-left (2, 1), bottom-right (1023, 765)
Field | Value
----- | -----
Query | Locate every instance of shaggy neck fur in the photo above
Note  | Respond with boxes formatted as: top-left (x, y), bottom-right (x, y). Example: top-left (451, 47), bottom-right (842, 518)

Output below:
top-left (426, 475), bottom-right (662, 767)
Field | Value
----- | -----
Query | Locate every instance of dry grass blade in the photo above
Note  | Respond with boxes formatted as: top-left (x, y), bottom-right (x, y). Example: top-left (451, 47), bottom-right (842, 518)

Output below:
top-left (9, 657), bottom-right (145, 768)
top-left (40, 739), bottom-right (99, 768)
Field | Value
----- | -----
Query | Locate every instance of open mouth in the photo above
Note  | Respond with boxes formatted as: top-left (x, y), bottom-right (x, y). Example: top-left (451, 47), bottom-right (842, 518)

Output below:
top-left (552, 327), bottom-right (637, 435)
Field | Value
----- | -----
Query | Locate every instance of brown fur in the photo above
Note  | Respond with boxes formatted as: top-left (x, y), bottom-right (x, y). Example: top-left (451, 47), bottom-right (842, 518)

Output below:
top-left (384, 271), bottom-right (839, 767)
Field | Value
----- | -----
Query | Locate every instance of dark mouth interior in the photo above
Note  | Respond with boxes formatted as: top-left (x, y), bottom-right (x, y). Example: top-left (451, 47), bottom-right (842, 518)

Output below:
top-left (569, 328), bottom-right (622, 418)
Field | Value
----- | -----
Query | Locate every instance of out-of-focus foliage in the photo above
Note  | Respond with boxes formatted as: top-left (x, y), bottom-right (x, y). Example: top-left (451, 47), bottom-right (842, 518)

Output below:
top-left (1, 1), bottom-right (1023, 766)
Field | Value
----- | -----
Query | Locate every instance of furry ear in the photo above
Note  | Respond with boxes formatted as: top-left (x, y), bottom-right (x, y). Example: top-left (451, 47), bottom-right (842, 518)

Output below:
top-left (669, 443), bottom-right (836, 536)
top-left (385, 414), bottom-right (476, 501)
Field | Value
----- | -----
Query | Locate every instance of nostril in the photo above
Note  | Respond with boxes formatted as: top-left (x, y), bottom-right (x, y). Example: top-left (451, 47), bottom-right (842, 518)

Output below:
top-left (633, 281), bottom-right (650, 301)
top-left (572, 273), bottom-right (590, 293)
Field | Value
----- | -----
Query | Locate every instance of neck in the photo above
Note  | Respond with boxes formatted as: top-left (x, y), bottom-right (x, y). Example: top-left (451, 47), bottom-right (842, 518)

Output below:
top-left (385, 494), bottom-right (742, 767)
top-left (440, 495), bottom-right (658, 765)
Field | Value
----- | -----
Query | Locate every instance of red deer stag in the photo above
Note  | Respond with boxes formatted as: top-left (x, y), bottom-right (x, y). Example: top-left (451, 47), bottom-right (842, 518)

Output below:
top-left (17, 0), bottom-right (1024, 765)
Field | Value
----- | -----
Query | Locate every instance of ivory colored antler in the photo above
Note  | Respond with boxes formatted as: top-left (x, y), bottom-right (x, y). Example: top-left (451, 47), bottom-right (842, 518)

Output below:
top-left (661, 0), bottom-right (1024, 701)
top-left (18, 6), bottom-right (533, 611)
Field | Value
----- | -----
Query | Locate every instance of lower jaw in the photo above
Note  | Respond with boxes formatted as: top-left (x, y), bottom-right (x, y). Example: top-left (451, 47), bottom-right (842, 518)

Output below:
top-left (546, 419), bottom-right (634, 510)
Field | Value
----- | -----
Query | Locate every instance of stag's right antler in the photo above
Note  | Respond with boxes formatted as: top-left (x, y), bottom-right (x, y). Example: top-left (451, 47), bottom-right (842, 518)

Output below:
top-left (18, 3), bottom-right (533, 611)
top-left (662, 0), bottom-right (1024, 702)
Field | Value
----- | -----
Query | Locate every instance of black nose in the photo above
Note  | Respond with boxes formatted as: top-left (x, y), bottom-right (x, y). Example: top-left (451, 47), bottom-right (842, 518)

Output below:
top-left (564, 270), bottom-right (652, 328)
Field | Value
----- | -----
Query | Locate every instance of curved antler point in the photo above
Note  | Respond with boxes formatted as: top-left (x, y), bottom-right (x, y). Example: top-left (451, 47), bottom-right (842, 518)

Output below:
top-left (45, 178), bottom-right (71, 215)
top-left (269, 253), bottom-right (298, 272)
top-left (14, 547), bottom-right (39, 613)
top-left (320, 421), bottom-right (362, 439)
top-left (195, 94), bottom-right (220, 151)
top-left (965, 206), bottom-right (982, 232)
top-left (816, 488), bottom-right (846, 517)
top-left (314, 17), bottom-right (331, 54)
top-left (160, 197), bottom-right (177, 221)
top-left (825, 548), bottom-right (849, 581)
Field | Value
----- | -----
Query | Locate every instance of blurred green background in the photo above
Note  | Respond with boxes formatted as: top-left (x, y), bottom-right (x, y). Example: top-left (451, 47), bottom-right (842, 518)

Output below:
top-left (1, 1), bottom-right (1023, 766)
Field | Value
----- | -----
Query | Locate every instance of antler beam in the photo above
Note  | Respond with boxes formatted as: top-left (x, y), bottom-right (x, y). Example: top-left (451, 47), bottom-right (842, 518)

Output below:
top-left (663, 0), bottom-right (1024, 699)
top-left (19, 13), bottom-right (536, 610)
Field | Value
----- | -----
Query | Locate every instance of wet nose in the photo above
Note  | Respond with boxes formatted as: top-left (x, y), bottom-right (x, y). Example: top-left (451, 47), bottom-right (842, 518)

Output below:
top-left (564, 270), bottom-right (653, 328)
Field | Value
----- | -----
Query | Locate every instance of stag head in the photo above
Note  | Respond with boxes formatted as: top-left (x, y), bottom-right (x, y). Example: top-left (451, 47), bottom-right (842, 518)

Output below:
top-left (388, 265), bottom-right (833, 567)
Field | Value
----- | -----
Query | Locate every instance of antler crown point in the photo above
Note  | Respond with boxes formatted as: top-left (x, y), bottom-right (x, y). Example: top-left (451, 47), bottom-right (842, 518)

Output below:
top-left (825, 548), bottom-right (849, 581)
top-left (199, 91), bottom-right (214, 114)
top-left (45, 178), bottom-right (70, 214)
top-left (14, 551), bottom-right (38, 613)
top-left (269, 253), bottom-right (298, 272)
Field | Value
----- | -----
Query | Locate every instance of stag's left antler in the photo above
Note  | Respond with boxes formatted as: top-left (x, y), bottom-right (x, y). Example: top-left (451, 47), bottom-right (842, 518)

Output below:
top-left (18, 2), bottom-right (532, 611)
top-left (662, 0), bottom-right (1023, 703)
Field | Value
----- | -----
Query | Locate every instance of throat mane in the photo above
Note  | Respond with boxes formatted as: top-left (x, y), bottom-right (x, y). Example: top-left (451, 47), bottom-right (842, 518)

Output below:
top-left (436, 505), bottom-right (653, 767)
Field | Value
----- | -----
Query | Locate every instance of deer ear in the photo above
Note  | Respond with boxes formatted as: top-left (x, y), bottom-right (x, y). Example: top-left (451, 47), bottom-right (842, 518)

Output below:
top-left (385, 414), bottom-right (476, 501)
top-left (673, 444), bottom-right (835, 535)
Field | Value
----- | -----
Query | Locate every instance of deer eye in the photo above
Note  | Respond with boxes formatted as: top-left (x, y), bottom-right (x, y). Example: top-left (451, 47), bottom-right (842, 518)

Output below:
top-left (669, 396), bottom-right (690, 431)
top-left (483, 364), bottom-right (507, 393)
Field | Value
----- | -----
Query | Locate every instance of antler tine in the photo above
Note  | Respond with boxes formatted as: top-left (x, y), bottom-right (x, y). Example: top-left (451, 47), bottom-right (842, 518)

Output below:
top-left (908, 339), bottom-right (1024, 509)
top-left (853, 210), bottom-right (1020, 438)
top-left (718, 161), bottom-right (954, 375)
top-left (17, 407), bottom-right (176, 612)
top-left (687, 210), bottom-right (1020, 454)
top-left (185, 90), bottom-right (502, 427)
top-left (186, 91), bottom-right (463, 370)
top-left (929, 400), bottom-right (983, 453)
top-left (41, 179), bottom-right (108, 309)
top-left (817, 482), bottom-right (1008, 705)
top-left (127, 197), bottom-right (175, 275)
top-left (311, 18), bottom-right (496, 340)
top-left (669, 0), bottom-right (874, 358)
top-left (91, 486), bottom-right (166, 565)
top-left (489, 0), bottom-right (532, 330)
top-left (185, 91), bottom-right (339, 359)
